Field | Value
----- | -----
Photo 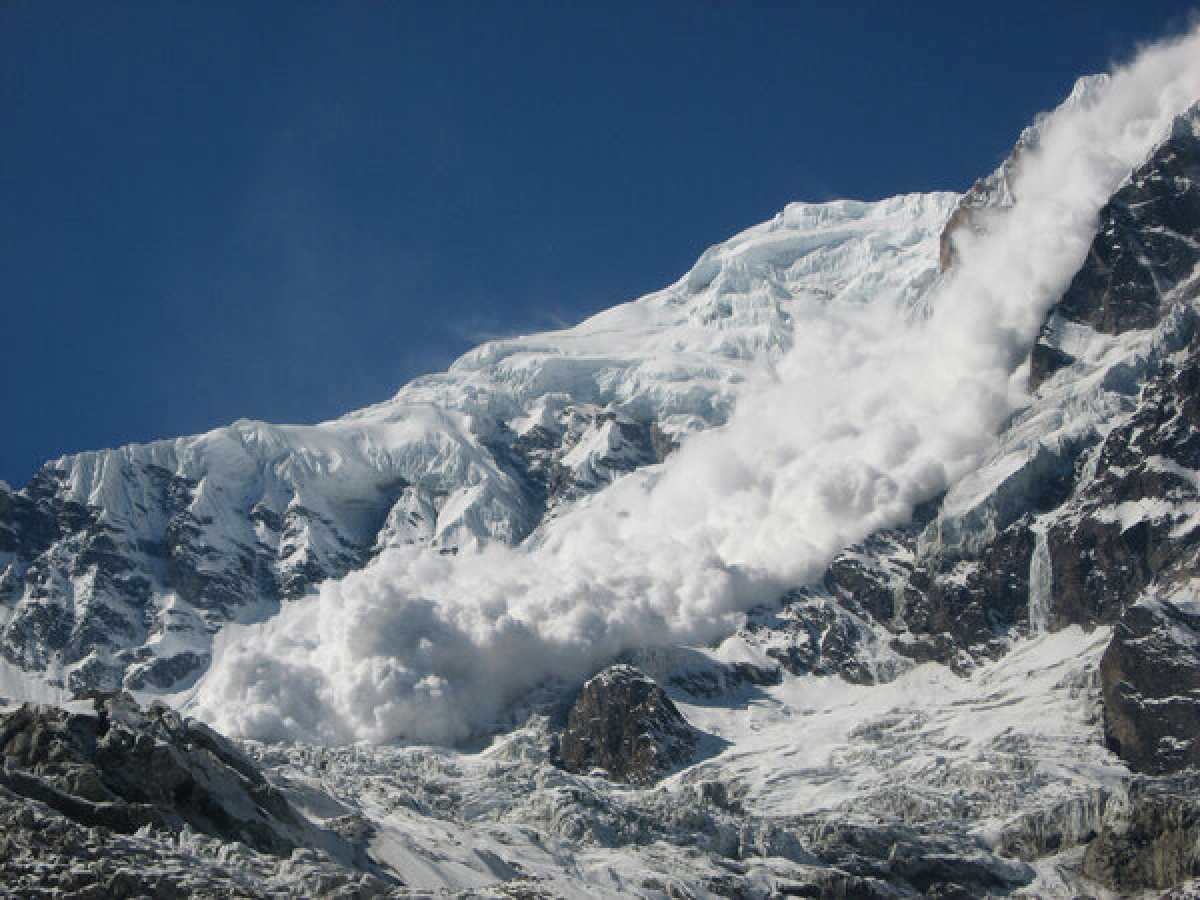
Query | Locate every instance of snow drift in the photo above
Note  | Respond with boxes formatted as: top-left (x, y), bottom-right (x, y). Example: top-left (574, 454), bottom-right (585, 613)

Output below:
top-left (187, 27), bottom-right (1200, 745)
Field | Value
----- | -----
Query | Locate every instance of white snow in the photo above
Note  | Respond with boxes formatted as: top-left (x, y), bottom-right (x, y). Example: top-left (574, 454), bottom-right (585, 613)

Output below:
top-left (679, 626), bottom-right (1122, 820)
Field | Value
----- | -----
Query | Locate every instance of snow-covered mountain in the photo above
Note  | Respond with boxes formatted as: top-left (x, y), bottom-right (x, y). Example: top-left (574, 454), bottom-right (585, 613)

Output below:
top-left (0, 188), bottom-right (955, 700)
top-left (3, 26), bottom-right (1200, 899)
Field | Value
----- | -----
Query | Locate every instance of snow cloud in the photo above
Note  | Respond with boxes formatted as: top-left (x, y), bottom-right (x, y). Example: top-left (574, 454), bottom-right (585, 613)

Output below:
top-left (189, 26), bottom-right (1200, 745)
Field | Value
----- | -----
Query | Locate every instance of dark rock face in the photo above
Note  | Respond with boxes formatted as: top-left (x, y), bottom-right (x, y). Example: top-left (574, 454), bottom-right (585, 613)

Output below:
top-left (743, 591), bottom-right (891, 685)
top-left (1056, 114), bottom-right (1200, 337)
top-left (895, 521), bottom-right (1038, 670)
top-left (785, 518), bottom-right (1036, 676)
top-left (0, 694), bottom-right (304, 856)
top-left (1083, 774), bottom-right (1200, 891)
top-left (557, 666), bottom-right (698, 785)
top-left (774, 107), bottom-right (1200, 785)
top-left (937, 77), bottom-right (1111, 273)
top-left (1031, 105), bottom-right (1200, 390)
top-left (1101, 598), bottom-right (1200, 774)
top-left (938, 113), bottom-right (1027, 272)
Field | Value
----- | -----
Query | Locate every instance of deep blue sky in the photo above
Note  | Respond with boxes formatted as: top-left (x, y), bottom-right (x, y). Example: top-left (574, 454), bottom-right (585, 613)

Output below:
top-left (2, 3), bottom-right (1196, 486)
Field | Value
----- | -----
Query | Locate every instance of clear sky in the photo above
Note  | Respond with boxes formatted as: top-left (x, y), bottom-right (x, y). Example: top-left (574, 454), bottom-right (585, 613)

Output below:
top-left (2, 2), bottom-right (1196, 486)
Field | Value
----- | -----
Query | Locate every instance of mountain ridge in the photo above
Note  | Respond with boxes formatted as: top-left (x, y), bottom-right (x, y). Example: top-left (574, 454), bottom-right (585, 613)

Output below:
top-left (4, 44), bottom-right (1200, 895)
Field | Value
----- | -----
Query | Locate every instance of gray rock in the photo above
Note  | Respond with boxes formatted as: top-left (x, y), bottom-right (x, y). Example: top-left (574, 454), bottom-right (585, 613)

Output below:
top-left (1083, 774), bottom-right (1200, 891)
top-left (1101, 598), bottom-right (1200, 774)
top-left (0, 694), bottom-right (304, 856)
top-left (557, 665), bottom-right (699, 785)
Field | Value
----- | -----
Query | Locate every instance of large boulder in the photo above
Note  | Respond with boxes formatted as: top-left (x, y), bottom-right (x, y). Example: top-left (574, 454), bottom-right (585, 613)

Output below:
top-left (557, 665), bottom-right (699, 785)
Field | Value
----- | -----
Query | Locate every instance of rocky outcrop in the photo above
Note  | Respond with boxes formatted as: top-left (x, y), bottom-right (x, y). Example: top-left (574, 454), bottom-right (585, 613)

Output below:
top-left (557, 665), bottom-right (699, 784)
top-left (744, 105), bottom-right (1200, 789)
top-left (1058, 112), bottom-right (1200, 335)
top-left (1083, 774), bottom-right (1200, 892)
top-left (485, 404), bottom-right (675, 526)
top-left (0, 786), bottom-right (390, 899)
top-left (1031, 104), bottom-right (1200, 389)
top-left (1101, 598), bottom-right (1200, 774)
top-left (0, 694), bottom-right (306, 856)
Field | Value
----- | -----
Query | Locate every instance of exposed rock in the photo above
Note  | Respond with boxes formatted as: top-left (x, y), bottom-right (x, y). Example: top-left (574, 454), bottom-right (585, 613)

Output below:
top-left (1101, 597), bottom-right (1200, 774)
top-left (894, 521), bottom-right (1036, 670)
top-left (791, 816), bottom-right (1035, 898)
top-left (557, 665), bottom-right (699, 784)
top-left (1083, 774), bottom-right (1200, 891)
top-left (485, 405), bottom-right (673, 530)
top-left (1057, 109), bottom-right (1200, 337)
top-left (0, 693), bottom-right (307, 856)
top-left (756, 594), bottom-right (882, 684)
top-left (1031, 102), bottom-right (1200, 390)
top-left (818, 104), bottom-right (1200, 699)
top-left (938, 75), bottom-right (1109, 273)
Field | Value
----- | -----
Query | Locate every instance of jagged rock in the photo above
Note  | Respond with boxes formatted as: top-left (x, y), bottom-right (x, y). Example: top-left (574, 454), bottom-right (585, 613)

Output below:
top-left (0, 694), bottom-right (305, 855)
top-left (485, 404), bottom-right (674, 529)
top-left (1057, 109), bottom-right (1200, 337)
top-left (825, 104), bottom-right (1200, 686)
top-left (822, 531), bottom-right (914, 627)
top-left (893, 521), bottom-right (1037, 670)
top-left (1083, 774), bottom-right (1200, 891)
top-left (792, 817), bottom-right (1035, 898)
top-left (1041, 319), bottom-right (1200, 634)
top-left (1101, 598), bottom-right (1200, 774)
top-left (1031, 103), bottom-right (1200, 389)
top-left (667, 660), bottom-right (781, 698)
top-left (756, 594), bottom-right (881, 684)
top-left (557, 665), bottom-right (699, 785)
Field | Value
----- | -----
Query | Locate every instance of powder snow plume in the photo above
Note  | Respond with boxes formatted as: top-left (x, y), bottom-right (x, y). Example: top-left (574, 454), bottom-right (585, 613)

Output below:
top-left (187, 26), bottom-right (1200, 745)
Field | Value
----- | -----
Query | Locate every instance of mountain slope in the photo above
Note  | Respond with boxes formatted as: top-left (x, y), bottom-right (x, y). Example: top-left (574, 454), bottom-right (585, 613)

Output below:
top-left (0, 191), bottom-right (955, 701)
top-left (2, 29), bottom-right (1200, 899)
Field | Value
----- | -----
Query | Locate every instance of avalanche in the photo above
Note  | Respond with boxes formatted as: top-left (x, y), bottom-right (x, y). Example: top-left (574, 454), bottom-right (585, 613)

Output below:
top-left (183, 27), bottom-right (1200, 746)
